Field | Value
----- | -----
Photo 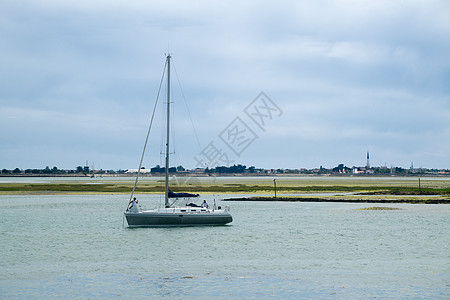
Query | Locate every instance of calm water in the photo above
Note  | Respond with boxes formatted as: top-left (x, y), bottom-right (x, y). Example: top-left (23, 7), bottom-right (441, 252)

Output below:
top-left (0, 193), bottom-right (449, 299)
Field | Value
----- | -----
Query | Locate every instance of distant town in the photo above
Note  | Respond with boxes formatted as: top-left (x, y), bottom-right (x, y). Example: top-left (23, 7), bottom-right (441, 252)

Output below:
top-left (1, 164), bottom-right (449, 176)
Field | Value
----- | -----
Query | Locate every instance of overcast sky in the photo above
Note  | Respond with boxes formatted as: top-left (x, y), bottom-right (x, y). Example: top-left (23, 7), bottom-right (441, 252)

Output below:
top-left (1, 0), bottom-right (449, 170)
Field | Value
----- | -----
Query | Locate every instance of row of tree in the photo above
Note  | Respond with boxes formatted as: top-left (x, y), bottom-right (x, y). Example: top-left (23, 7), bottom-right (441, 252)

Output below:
top-left (205, 164), bottom-right (258, 173)
top-left (300, 164), bottom-right (446, 175)
top-left (1, 166), bottom-right (91, 175)
top-left (2, 165), bottom-right (448, 175)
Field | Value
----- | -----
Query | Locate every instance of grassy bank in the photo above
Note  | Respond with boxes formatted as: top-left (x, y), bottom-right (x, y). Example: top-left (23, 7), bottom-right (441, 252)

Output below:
top-left (0, 177), bottom-right (449, 204)
top-left (356, 207), bottom-right (401, 210)
top-left (222, 196), bottom-right (450, 204)
top-left (1, 182), bottom-right (449, 194)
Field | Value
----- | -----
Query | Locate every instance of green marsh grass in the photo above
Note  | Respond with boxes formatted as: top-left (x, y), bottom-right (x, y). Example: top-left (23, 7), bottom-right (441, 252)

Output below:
top-left (0, 177), bottom-right (449, 204)
top-left (356, 207), bottom-right (401, 210)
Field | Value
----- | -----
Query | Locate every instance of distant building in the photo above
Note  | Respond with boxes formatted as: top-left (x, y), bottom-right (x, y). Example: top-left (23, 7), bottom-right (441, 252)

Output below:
top-left (353, 168), bottom-right (364, 174)
top-left (366, 151), bottom-right (370, 169)
top-left (126, 169), bottom-right (151, 173)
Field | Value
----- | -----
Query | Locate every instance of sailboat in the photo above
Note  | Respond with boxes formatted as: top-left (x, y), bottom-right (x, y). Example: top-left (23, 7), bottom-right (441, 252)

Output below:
top-left (124, 54), bottom-right (233, 227)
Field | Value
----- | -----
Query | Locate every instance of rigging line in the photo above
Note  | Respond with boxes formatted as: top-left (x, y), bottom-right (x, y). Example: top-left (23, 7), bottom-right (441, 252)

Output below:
top-left (159, 78), bottom-right (176, 168)
top-left (170, 82), bottom-right (177, 169)
top-left (129, 58), bottom-right (167, 207)
top-left (172, 61), bottom-right (203, 152)
top-left (178, 66), bottom-right (219, 189)
top-left (171, 107), bottom-right (177, 169)
top-left (159, 81), bottom-right (166, 166)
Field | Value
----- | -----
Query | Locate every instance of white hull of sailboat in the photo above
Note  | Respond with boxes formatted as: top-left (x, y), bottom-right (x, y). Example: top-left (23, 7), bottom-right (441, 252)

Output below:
top-left (124, 207), bottom-right (233, 227)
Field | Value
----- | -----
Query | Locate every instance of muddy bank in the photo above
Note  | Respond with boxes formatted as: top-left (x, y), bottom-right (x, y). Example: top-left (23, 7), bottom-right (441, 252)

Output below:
top-left (223, 196), bottom-right (450, 204)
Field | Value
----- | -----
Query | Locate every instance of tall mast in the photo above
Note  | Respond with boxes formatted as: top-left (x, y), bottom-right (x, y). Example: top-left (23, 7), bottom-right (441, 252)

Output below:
top-left (164, 54), bottom-right (171, 208)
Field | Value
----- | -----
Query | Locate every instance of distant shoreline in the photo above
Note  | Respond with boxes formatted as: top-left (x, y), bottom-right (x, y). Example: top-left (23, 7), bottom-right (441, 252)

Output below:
top-left (223, 196), bottom-right (450, 204)
top-left (1, 173), bottom-right (450, 178)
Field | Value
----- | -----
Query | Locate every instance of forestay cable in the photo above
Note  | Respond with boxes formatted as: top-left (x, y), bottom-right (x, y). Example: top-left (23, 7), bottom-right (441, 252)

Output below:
top-left (128, 59), bottom-right (167, 209)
